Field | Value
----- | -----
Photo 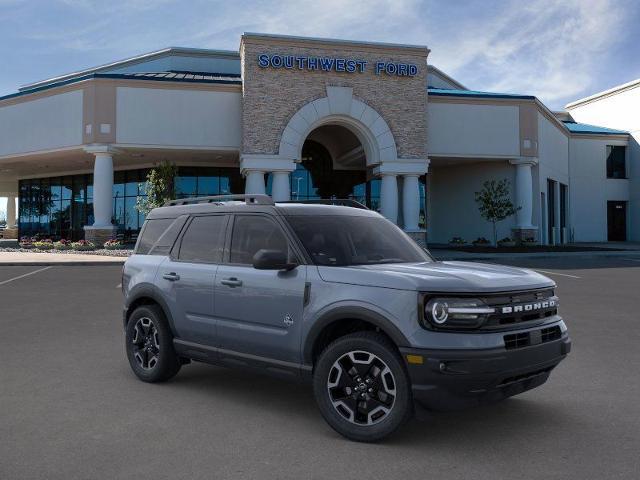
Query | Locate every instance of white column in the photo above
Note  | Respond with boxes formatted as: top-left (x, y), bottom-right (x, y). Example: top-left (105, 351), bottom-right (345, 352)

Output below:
top-left (511, 159), bottom-right (536, 228)
top-left (245, 170), bottom-right (266, 195)
top-left (92, 152), bottom-right (114, 227)
top-left (554, 181), bottom-right (562, 244)
top-left (6, 195), bottom-right (17, 228)
top-left (380, 174), bottom-right (399, 224)
top-left (271, 171), bottom-right (291, 202)
top-left (402, 175), bottom-right (420, 231)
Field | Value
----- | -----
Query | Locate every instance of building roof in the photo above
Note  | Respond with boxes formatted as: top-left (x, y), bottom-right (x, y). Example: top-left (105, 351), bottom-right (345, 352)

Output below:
top-left (565, 78), bottom-right (640, 109)
top-left (428, 87), bottom-right (535, 100)
top-left (19, 47), bottom-right (240, 92)
top-left (0, 71), bottom-right (241, 103)
top-left (562, 121), bottom-right (628, 135)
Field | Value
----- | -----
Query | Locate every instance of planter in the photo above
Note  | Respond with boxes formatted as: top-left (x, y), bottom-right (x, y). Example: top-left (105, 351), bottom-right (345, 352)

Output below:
top-left (33, 242), bottom-right (54, 250)
top-left (71, 241), bottom-right (96, 251)
top-left (498, 241), bottom-right (516, 247)
top-left (448, 242), bottom-right (468, 248)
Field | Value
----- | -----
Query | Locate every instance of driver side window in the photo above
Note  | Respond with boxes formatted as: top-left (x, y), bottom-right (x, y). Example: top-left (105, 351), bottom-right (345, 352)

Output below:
top-left (229, 215), bottom-right (290, 265)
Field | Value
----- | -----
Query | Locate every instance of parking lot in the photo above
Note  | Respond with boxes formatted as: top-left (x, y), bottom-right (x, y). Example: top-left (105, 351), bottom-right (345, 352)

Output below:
top-left (1, 257), bottom-right (639, 479)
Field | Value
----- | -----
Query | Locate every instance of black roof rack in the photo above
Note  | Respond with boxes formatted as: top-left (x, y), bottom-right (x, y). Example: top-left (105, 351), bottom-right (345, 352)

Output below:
top-left (277, 199), bottom-right (369, 210)
top-left (164, 194), bottom-right (274, 207)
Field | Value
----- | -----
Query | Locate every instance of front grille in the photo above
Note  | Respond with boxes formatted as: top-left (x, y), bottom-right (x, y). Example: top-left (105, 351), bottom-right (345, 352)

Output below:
top-left (504, 325), bottom-right (562, 350)
top-left (481, 289), bottom-right (558, 329)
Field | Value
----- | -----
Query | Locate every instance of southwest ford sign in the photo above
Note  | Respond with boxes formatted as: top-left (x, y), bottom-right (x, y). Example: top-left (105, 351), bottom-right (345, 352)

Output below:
top-left (257, 54), bottom-right (418, 77)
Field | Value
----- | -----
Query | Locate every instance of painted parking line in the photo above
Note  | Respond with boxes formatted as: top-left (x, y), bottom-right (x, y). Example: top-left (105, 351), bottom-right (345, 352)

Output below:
top-left (0, 266), bottom-right (52, 286)
top-left (533, 269), bottom-right (581, 279)
top-left (116, 283), bottom-right (122, 289)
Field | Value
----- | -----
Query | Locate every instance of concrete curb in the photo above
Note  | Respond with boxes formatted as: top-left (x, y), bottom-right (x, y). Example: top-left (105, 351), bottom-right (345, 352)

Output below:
top-left (0, 260), bottom-right (126, 266)
top-left (432, 250), bottom-right (640, 261)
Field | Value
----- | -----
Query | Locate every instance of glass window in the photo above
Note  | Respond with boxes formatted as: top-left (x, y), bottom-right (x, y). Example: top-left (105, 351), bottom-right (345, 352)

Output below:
top-left (229, 215), bottom-right (289, 265)
top-left (606, 146), bottom-right (626, 179)
top-left (136, 218), bottom-right (174, 255)
top-left (178, 215), bottom-right (227, 263)
top-left (176, 175), bottom-right (197, 197)
top-left (287, 215), bottom-right (432, 266)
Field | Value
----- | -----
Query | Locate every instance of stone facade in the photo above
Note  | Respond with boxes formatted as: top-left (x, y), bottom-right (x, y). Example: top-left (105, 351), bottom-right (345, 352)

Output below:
top-left (240, 34), bottom-right (429, 161)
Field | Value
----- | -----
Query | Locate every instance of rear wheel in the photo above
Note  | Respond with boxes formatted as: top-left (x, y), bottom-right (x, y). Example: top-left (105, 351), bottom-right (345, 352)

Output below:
top-left (125, 305), bottom-right (181, 383)
top-left (313, 332), bottom-right (413, 442)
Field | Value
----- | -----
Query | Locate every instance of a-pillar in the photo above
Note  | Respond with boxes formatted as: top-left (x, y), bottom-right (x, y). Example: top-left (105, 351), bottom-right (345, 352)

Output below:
top-left (83, 145), bottom-right (118, 245)
top-left (509, 157), bottom-right (539, 243)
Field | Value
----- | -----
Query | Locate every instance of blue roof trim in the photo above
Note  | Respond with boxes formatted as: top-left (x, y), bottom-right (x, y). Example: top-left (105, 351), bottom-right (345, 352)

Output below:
top-left (562, 121), bottom-right (628, 135)
top-left (428, 87), bottom-right (535, 100)
top-left (0, 72), bottom-right (242, 102)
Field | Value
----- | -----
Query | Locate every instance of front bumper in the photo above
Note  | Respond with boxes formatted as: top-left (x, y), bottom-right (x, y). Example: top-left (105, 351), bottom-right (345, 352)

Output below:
top-left (399, 333), bottom-right (571, 411)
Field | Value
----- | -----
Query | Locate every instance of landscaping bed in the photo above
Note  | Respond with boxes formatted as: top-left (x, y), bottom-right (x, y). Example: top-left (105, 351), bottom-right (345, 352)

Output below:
top-left (0, 247), bottom-right (132, 256)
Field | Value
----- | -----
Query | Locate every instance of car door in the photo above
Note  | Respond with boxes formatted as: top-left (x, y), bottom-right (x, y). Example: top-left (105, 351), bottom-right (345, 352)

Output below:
top-left (156, 214), bottom-right (229, 347)
top-left (214, 213), bottom-right (307, 365)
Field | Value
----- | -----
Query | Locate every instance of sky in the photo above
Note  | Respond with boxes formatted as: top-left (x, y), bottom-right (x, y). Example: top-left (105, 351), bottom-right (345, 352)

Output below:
top-left (1, 0), bottom-right (640, 212)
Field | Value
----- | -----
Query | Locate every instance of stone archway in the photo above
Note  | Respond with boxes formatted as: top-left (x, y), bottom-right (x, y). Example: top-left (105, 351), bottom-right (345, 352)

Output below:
top-left (278, 86), bottom-right (398, 166)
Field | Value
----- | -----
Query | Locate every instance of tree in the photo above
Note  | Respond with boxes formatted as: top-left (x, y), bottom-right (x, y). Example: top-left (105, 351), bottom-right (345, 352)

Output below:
top-left (136, 161), bottom-right (178, 215)
top-left (474, 179), bottom-right (519, 246)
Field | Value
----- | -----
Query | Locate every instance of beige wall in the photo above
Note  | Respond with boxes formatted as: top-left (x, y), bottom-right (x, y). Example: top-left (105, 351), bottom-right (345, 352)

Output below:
top-left (240, 35), bottom-right (428, 159)
top-left (0, 90), bottom-right (83, 157)
top-left (115, 86), bottom-right (242, 148)
top-left (427, 102), bottom-right (520, 157)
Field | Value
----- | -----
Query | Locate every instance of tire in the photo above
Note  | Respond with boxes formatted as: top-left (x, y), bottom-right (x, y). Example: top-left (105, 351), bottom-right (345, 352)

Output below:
top-left (313, 332), bottom-right (413, 442)
top-left (125, 304), bottom-right (181, 383)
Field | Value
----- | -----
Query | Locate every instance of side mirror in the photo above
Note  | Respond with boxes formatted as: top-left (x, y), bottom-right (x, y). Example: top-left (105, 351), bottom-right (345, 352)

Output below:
top-left (252, 249), bottom-right (297, 271)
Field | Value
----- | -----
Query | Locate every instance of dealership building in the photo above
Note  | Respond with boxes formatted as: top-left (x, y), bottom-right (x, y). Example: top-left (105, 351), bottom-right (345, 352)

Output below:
top-left (0, 33), bottom-right (637, 245)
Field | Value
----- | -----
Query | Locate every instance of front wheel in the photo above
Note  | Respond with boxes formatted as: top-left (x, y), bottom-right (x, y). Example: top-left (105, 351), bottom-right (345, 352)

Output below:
top-left (125, 305), bottom-right (181, 383)
top-left (313, 332), bottom-right (413, 442)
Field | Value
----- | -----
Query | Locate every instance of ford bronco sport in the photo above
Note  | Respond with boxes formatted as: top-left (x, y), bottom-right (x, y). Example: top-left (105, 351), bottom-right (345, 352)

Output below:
top-left (122, 194), bottom-right (570, 442)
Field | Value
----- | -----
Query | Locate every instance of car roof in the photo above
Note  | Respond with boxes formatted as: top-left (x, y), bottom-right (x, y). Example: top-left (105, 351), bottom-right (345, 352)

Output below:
top-left (146, 201), bottom-right (381, 220)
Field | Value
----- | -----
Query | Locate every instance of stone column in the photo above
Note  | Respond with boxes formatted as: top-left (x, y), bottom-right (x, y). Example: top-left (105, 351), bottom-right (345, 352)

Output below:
top-left (84, 146), bottom-right (117, 245)
top-left (244, 170), bottom-right (266, 195)
top-left (402, 174), bottom-right (420, 231)
top-left (6, 195), bottom-right (16, 229)
top-left (271, 171), bottom-right (291, 202)
top-left (510, 157), bottom-right (538, 242)
top-left (379, 174), bottom-right (398, 224)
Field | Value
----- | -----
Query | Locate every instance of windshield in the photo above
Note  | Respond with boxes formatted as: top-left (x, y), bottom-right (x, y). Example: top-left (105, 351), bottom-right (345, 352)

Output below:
top-left (286, 215), bottom-right (432, 266)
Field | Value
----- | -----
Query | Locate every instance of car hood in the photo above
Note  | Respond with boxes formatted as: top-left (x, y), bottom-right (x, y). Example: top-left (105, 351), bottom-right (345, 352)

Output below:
top-left (317, 261), bottom-right (554, 293)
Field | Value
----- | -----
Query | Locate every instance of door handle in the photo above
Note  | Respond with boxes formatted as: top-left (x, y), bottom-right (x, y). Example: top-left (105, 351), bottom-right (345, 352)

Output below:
top-left (162, 272), bottom-right (180, 281)
top-left (220, 277), bottom-right (243, 287)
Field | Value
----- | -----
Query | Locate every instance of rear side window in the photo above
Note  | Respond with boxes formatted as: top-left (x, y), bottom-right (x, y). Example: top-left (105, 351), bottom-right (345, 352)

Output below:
top-left (177, 215), bottom-right (227, 263)
top-left (229, 215), bottom-right (289, 265)
top-left (136, 218), bottom-right (174, 255)
top-left (148, 215), bottom-right (188, 255)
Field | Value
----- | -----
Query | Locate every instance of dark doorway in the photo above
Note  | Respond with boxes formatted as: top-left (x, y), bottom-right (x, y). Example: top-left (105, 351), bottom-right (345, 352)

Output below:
top-left (547, 179), bottom-right (556, 243)
top-left (300, 140), bottom-right (365, 198)
top-left (607, 201), bottom-right (627, 241)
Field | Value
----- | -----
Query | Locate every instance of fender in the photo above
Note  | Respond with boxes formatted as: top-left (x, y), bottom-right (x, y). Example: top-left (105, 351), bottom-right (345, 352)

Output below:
top-left (302, 305), bottom-right (410, 365)
top-left (124, 283), bottom-right (178, 336)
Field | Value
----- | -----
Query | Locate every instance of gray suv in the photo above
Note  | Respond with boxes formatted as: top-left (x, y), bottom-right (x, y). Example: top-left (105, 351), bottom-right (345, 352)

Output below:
top-left (122, 194), bottom-right (570, 442)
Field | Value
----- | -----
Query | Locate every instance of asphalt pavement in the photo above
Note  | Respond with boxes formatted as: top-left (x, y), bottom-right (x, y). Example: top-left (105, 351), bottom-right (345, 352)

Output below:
top-left (1, 257), bottom-right (639, 479)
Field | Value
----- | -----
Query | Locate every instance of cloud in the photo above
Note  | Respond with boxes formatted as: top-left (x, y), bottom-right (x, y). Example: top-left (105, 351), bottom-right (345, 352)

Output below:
top-left (1, 0), bottom-right (637, 109)
top-left (425, 0), bottom-right (630, 108)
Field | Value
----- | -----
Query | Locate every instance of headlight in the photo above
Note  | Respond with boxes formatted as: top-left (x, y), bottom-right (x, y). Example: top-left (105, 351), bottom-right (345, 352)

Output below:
top-left (423, 297), bottom-right (495, 329)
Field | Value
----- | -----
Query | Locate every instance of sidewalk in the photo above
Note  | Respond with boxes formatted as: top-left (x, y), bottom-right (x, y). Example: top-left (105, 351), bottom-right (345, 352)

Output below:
top-left (0, 251), bottom-right (127, 266)
top-left (430, 248), bottom-right (640, 261)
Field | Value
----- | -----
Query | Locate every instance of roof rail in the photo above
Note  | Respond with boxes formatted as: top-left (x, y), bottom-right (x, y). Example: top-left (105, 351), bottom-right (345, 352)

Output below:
top-left (164, 194), bottom-right (274, 207)
top-left (278, 199), bottom-right (369, 210)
